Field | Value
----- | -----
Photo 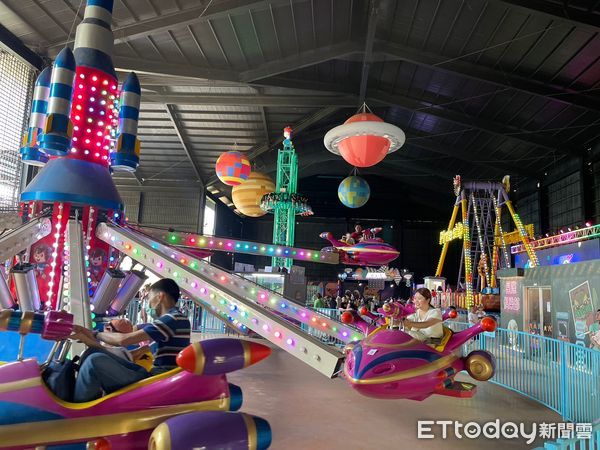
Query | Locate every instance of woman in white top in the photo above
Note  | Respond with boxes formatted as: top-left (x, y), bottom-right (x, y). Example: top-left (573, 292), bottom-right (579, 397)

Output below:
top-left (403, 288), bottom-right (443, 341)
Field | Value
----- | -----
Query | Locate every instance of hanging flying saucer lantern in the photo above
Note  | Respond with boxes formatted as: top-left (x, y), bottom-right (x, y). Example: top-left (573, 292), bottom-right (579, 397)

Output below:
top-left (338, 175), bottom-right (370, 208)
top-left (324, 113), bottom-right (405, 167)
top-left (215, 151), bottom-right (252, 186)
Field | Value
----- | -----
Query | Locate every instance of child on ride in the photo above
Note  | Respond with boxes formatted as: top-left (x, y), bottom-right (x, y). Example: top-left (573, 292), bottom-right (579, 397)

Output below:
top-left (70, 278), bottom-right (190, 402)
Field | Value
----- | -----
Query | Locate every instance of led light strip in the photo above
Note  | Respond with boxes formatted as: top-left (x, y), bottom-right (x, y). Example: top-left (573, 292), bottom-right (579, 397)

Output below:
top-left (492, 195), bottom-right (511, 268)
top-left (0, 217), bottom-right (52, 263)
top-left (97, 223), bottom-right (352, 378)
top-left (107, 224), bottom-right (359, 342)
top-left (511, 224), bottom-right (600, 254)
top-left (135, 228), bottom-right (340, 265)
top-left (470, 193), bottom-right (491, 288)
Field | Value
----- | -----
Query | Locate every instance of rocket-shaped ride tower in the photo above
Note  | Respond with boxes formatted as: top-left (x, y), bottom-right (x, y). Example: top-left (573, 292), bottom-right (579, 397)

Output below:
top-left (18, 0), bottom-right (141, 312)
top-left (20, 67), bottom-right (52, 166)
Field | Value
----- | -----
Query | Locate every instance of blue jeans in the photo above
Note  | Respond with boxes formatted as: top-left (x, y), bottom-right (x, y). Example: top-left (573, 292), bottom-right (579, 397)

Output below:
top-left (74, 349), bottom-right (149, 402)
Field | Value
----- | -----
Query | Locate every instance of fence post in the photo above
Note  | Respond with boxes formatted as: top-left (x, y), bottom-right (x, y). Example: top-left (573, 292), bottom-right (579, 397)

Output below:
top-left (559, 340), bottom-right (568, 421)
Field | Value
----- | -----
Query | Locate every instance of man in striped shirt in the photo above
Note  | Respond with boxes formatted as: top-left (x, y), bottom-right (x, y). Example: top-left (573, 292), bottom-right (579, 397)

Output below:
top-left (71, 278), bottom-right (191, 402)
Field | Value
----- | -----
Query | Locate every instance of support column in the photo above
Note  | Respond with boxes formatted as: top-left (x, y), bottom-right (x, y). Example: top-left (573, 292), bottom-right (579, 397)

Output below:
top-left (197, 191), bottom-right (206, 235)
top-left (435, 202), bottom-right (459, 276)
top-left (66, 219), bottom-right (91, 329)
top-left (505, 200), bottom-right (539, 267)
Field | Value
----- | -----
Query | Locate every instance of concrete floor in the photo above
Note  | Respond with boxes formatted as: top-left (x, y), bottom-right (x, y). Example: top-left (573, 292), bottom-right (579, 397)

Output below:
top-left (198, 334), bottom-right (562, 450)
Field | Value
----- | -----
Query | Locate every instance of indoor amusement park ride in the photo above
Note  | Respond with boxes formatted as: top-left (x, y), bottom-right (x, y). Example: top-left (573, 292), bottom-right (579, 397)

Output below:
top-left (319, 228), bottom-right (400, 266)
top-left (340, 303), bottom-right (496, 400)
top-left (0, 1), bottom-right (497, 448)
top-left (433, 175), bottom-right (538, 307)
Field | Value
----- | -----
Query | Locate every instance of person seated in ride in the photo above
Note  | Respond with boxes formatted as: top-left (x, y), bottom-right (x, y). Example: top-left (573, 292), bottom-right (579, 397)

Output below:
top-left (350, 224), bottom-right (364, 242)
top-left (70, 278), bottom-right (190, 402)
top-left (402, 287), bottom-right (443, 342)
top-left (361, 228), bottom-right (373, 240)
top-left (342, 233), bottom-right (355, 245)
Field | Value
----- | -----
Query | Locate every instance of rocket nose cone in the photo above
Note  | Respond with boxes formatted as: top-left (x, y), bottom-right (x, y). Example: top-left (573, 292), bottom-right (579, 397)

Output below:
top-left (122, 72), bottom-right (141, 94)
top-left (37, 67), bottom-right (53, 87)
top-left (55, 47), bottom-right (75, 69)
top-left (246, 341), bottom-right (271, 366)
top-left (176, 342), bottom-right (200, 373)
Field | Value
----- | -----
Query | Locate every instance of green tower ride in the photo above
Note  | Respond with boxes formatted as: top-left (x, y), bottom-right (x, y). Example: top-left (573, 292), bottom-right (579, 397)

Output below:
top-left (260, 127), bottom-right (312, 269)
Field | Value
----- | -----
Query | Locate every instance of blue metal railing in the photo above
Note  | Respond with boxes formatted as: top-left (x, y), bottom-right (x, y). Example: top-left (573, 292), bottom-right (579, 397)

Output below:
top-left (176, 303), bottom-right (599, 426)
top-left (126, 299), bottom-right (227, 334)
top-left (446, 321), bottom-right (599, 424)
top-left (181, 300), bottom-right (227, 334)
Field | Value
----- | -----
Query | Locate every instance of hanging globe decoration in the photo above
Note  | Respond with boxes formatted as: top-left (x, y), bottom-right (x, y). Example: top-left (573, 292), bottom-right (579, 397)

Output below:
top-left (324, 112), bottom-right (405, 167)
top-left (338, 176), bottom-right (370, 208)
top-left (215, 151), bottom-right (252, 186)
top-left (232, 171), bottom-right (275, 217)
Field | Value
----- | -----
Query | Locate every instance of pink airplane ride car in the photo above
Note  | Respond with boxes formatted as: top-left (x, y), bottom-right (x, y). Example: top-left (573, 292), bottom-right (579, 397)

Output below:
top-left (320, 228), bottom-right (399, 266)
top-left (0, 309), bottom-right (272, 450)
top-left (340, 302), bottom-right (497, 400)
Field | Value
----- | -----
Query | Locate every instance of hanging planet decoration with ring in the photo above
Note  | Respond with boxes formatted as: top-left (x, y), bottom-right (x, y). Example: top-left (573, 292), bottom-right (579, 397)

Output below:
top-left (232, 171), bottom-right (275, 217)
top-left (324, 112), bottom-right (405, 167)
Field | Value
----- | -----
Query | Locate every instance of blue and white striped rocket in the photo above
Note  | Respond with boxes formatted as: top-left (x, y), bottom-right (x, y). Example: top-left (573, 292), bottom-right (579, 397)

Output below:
top-left (73, 0), bottom-right (116, 78)
top-left (20, 67), bottom-right (52, 166)
top-left (39, 48), bottom-right (75, 156)
top-left (111, 72), bottom-right (141, 172)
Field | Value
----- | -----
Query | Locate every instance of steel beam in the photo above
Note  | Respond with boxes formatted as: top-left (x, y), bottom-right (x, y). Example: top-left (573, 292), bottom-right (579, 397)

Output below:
top-left (490, 0), bottom-right (600, 33)
top-left (143, 93), bottom-right (358, 106)
top-left (250, 75), bottom-right (574, 156)
top-left (165, 104), bottom-right (205, 185)
top-left (48, 0), bottom-right (293, 53)
top-left (132, 171), bottom-right (144, 186)
top-left (376, 41), bottom-right (600, 113)
top-left (0, 23), bottom-right (43, 70)
top-left (407, 139), bottom-right (535, 178)
top-left (239, 41), bottom-right (362, 82)
top-left (358, 0), bottom-right (380, 105)
top-left (367, 90), bottom-right (573, 155)
top-left (260, 106), bottom-right (270, 143)
top-left (114, 56), bottom-right (239, 82)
